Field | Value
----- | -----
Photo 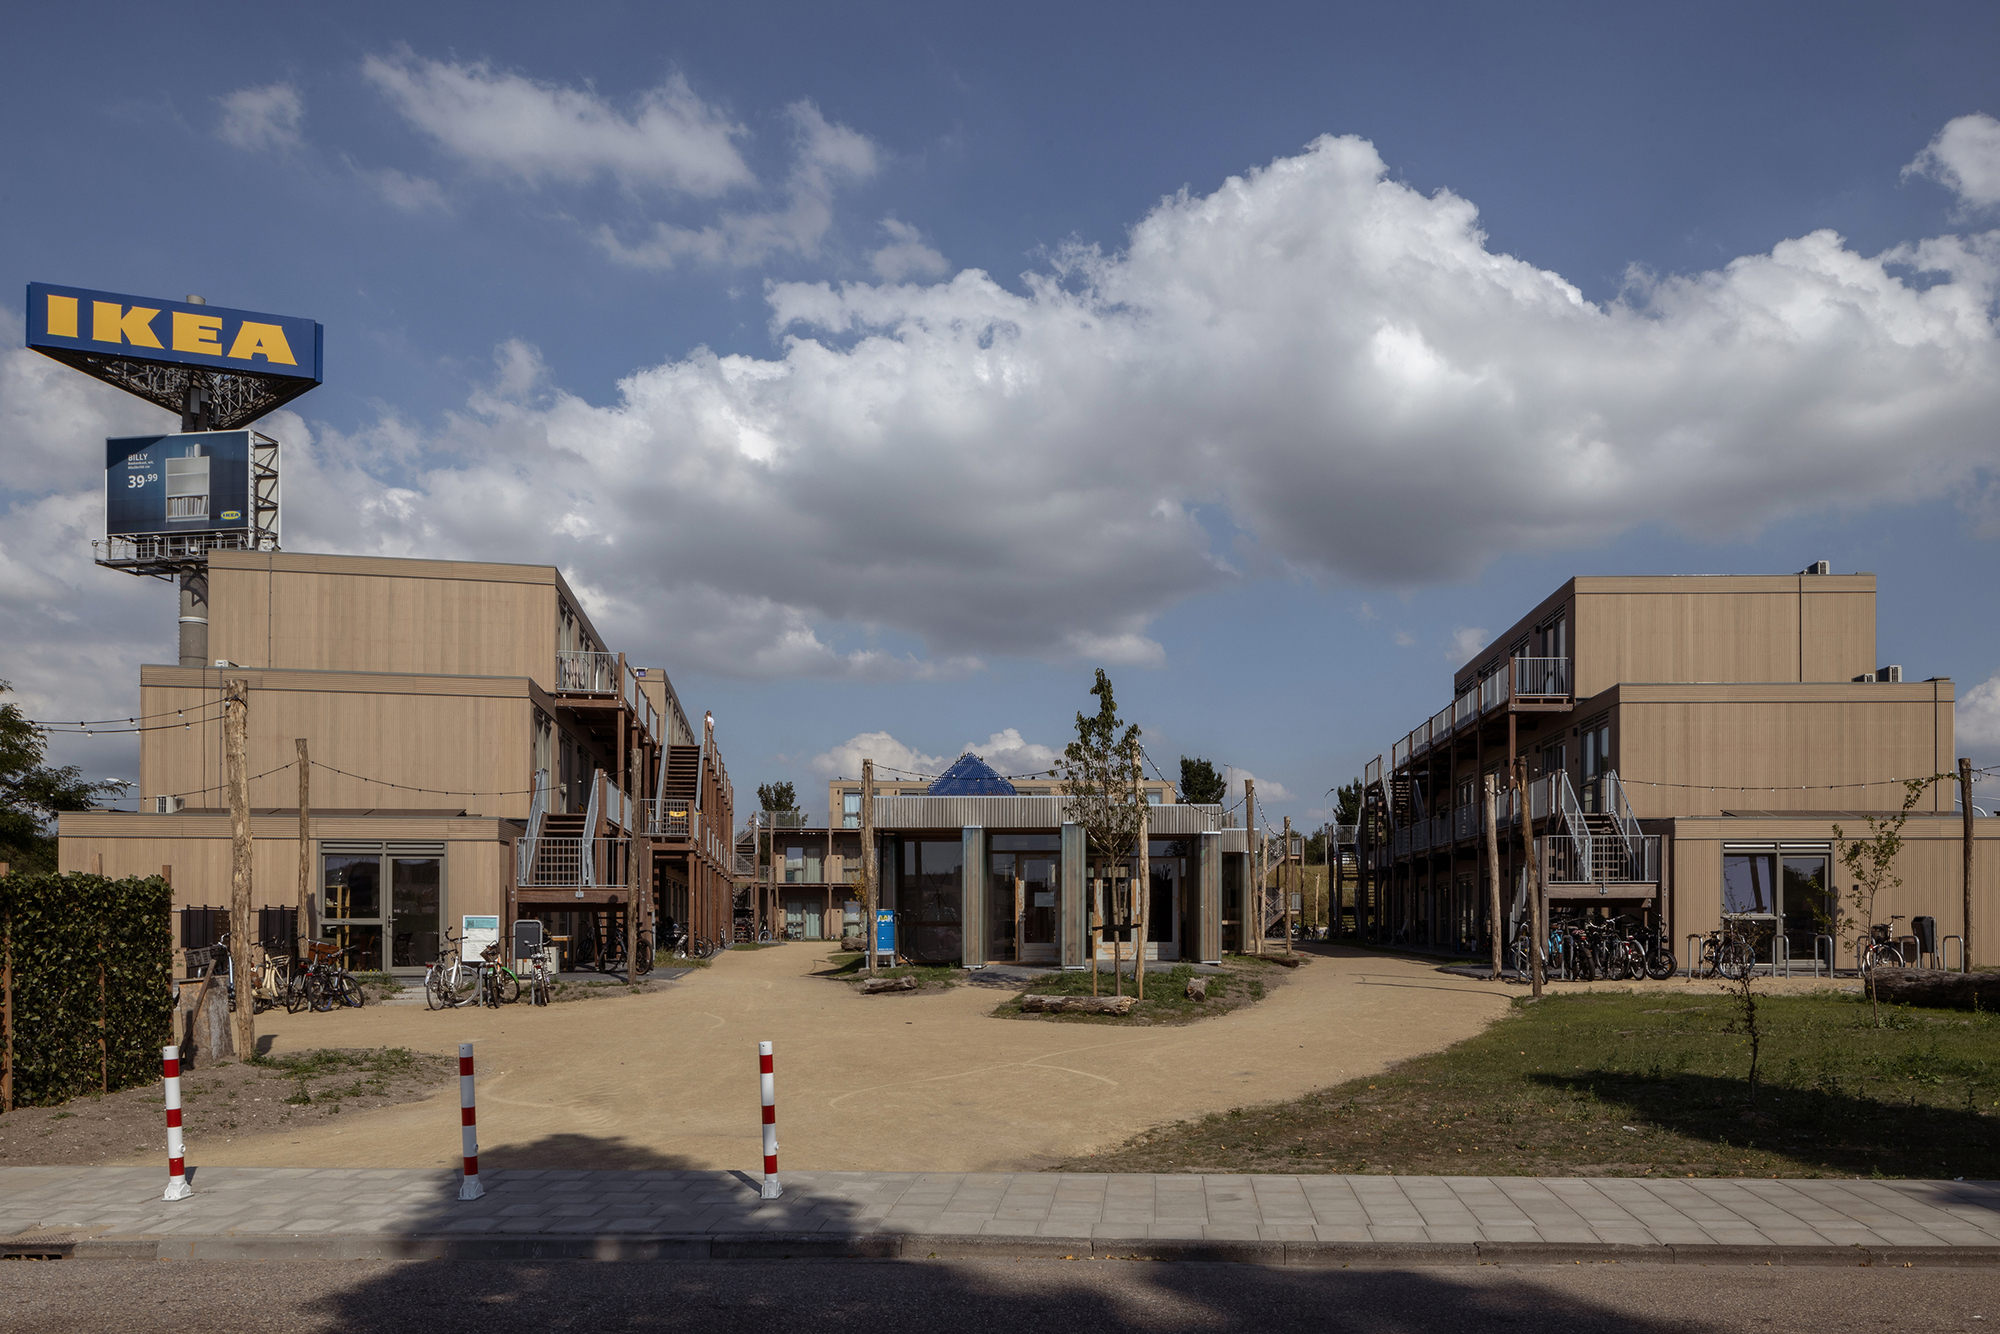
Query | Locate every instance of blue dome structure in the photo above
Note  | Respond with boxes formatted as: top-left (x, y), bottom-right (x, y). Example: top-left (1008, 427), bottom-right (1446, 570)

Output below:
top-left (926, 752), bottom-right (1017, 796)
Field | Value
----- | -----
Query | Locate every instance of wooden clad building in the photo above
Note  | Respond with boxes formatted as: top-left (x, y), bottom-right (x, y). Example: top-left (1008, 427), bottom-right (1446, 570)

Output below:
top-left (1361, 569), bottom-right (1998, 970)
top-left (58, 551), bottom-right (735, 972)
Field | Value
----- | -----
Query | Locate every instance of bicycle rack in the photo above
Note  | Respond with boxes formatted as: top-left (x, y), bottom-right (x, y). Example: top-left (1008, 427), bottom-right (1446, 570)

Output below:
top-left (1774, 935), bottom-right (1790, 979)
top-left (1685, 933), bottom-right (1703, 982)
top-left (1815, 934), bottom-right (1838, 978)
top-left (1944, 935), bottom-right (1965, 972)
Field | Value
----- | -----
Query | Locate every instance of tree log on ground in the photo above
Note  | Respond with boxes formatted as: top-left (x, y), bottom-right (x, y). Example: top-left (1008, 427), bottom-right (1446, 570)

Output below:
top-left (1185, 976), bottom-right (1209, 1001)
top-left (1020, 994), bottom-right (1136, 1015)
top-left (860, 975), bottom-right (918, 994)
top-left (1866, 967), bottom-right (2000, 1011)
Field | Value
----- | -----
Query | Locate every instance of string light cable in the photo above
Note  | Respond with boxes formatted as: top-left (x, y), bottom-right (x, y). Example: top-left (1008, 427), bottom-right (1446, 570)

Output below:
top-left (29, 699), bottom-right (230, 735)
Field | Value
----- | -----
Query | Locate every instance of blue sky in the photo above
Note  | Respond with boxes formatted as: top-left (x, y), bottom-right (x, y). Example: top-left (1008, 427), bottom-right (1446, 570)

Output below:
top-left (4, 1), bottom-right (1999, 822)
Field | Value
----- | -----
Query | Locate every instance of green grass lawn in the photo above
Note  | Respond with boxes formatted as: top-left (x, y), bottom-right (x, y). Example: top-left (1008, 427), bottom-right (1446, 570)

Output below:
top-left (994, 960), bottom-right (1272, 1025)
top-left (1065, 991), bottom-right (2000, 1178)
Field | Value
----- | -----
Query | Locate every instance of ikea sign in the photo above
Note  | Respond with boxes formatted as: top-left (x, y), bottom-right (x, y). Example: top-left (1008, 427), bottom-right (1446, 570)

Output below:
top-left (26, 282), bottom-right (323, 382)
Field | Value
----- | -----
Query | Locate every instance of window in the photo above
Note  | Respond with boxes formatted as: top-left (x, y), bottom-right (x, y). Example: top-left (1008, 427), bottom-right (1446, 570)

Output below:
top-left (842, 791), bottom-right (860, 829)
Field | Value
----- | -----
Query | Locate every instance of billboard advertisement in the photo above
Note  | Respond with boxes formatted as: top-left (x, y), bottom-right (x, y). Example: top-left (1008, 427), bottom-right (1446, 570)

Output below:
top-left (27, 282), bottom-right (322, 383)
top-left (106, 432), bottom-right (255, 540)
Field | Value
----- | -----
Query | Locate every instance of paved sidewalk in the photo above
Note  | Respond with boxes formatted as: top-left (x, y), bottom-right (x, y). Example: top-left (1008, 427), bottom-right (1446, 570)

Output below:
top-left (4, 1167), bottom-right (1999, 1264)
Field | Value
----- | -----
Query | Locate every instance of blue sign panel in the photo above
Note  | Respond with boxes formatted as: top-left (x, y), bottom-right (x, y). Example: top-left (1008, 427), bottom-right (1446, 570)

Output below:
top-left (106, 432), bottom-right (253, 540)
top-left (27, 283), bottom-right (322, 383)
top-left (875, 908), bottom-right (896, 957)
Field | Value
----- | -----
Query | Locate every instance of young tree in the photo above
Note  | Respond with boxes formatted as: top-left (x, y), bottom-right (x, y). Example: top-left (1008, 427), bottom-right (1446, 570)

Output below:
top-left (1, 681), bottom-right (127, 873)
top-left (1059, 670), bottom-right (1146, 948)
top-left (756, 781), bottom-right (797, 812)
top-left (1835, 775), bottom-right (1937, 1027)
top-left (1177, 756), bottom-right (1226, 805)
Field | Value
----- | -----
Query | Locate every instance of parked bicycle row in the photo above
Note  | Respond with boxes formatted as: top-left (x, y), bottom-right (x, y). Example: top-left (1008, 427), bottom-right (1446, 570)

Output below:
top-left (1508, 911), bottom-right (1930, 981)
top-left (182, 934), bottom-right (367, 1014)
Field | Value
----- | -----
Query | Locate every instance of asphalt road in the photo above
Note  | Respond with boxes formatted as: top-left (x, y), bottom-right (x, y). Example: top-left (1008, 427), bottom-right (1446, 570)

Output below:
top-left (3, 1258), bottom-right (1996, 1333)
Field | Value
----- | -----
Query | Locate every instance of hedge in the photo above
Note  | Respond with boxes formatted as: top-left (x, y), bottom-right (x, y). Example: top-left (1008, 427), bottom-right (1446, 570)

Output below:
top-left (0, 871), bottom-right (175, 1110)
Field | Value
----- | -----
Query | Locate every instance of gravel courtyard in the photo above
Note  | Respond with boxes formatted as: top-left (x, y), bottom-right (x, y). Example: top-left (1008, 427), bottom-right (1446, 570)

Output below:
top-left (95, 945), bottom-right (1512, 1176)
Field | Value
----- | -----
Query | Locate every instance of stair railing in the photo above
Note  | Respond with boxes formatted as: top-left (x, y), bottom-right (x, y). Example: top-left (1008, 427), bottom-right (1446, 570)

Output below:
top-left (1604, 769), bottom-right (1643, 871)
top-left (519, 767), bottom-right (549, 885)
top-left (582, 780), bottom-right (602, 886)
top-left (1553, 771), bottom-right (1593, 884)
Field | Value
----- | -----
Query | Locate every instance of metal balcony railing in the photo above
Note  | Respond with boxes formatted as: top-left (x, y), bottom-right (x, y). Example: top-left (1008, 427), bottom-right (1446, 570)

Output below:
top-left (1547, 833), bottom-right (1660, 884)
top-left (517, 836), bottom-right (629, 888)
top-left (645, 799), bottom-right (696, 839)
top-left (1513, 656), bottom-right (1571, 697)
top-left (1430, 703), bottom-right (1453, 745)
top-left (556, 650), bottom-right (618, 693)
top-left (1453, 690), bottom-right (1477, 730)
top-left (1392, 737), bottom-right (1411, 769)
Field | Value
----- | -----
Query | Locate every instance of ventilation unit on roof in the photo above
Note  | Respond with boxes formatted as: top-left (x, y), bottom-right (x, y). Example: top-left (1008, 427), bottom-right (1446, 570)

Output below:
top-left (1878, 664), bottom-right (1903, 683)
top-left (152, 795), bottom-right (184, 814)
top-left (1803, 560), bottom-right (1830, 575)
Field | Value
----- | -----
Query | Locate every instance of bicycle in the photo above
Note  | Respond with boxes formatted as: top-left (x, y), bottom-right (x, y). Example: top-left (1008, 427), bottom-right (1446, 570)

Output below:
top-left (475, 943), bottom-right (521, 1006)
top-left (1697, 918), bottom-right (1762, 980)
top-left (424, 933), bottom-right (480, 1010)
top-left (528, 936), bottom-right (561, 1006)
top-left (1858, 917), bottom-right (1910, 973)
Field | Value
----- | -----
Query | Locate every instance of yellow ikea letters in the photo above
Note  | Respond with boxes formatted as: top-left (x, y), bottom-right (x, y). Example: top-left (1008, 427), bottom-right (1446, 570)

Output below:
top-left (226, 321), bottom-right (297, 365)
top-left (92, 301), bottom-right (163, 348)
top-left (45, 294), bottom-right (78, 338)
top-left (172, 311), bottom-right (224, 355)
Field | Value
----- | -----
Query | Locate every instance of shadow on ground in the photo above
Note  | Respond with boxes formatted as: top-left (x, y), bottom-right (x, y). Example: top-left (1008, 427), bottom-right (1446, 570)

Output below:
top-left (480, 1134), bottom-right (701, 1171)
top-left (1532, 1070), bottom-right (2000, 1178)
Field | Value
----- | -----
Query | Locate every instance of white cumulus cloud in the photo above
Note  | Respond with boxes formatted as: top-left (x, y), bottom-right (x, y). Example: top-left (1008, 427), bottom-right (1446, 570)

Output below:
top-left (967, 728), bottom-right (1061, 777)
top-left (1959, 671), bottom-right (2000, 753)
top-left (1906, 113), bottom-right (2000, 212)
top-left (217, 82), bottom-right (304, 153)
top-left (595, 102), bottom-right (880, 269)
top-left (870, 218), bottom-right (949, 282)
top-left (1451, 627), bottom-right (1490, 663)
top-left (361, 51), bottom-right (753, 196)
top-left (9, 122), bottom-right (2000, 740)
top-left (809, 731), bottom-right (948, 780)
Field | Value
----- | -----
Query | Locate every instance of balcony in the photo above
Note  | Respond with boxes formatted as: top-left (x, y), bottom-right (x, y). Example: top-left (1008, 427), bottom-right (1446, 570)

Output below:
top-left (644, 798), bottom-right (698, 840)
top-left (1548, 833), bottom-right (1661, 889)
top-left (554, 650), bottom-right (664, 745)
top-left (517, 836), bottom-right (630, 888)
top-left (1379, 657), bottom-right (1576, 776)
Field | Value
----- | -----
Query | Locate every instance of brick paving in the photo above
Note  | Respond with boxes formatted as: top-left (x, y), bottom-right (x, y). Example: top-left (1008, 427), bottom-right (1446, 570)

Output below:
top-left (3, 1166), bottom-right (1998, 1253)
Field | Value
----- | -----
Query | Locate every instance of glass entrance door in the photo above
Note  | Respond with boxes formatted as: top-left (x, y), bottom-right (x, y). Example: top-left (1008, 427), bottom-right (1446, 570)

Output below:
top-left (322, 853), bottom-right (383, 971)
top-left (1019, 856), bottom-right (1059, 963)
top-left (323, 847), bottom-right (443, 974)
top-left (1147, 858), bottom-right (1181, 961)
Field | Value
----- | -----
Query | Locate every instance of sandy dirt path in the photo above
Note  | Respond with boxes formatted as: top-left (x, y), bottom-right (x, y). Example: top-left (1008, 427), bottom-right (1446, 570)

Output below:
top-left (133, 946), bottom-right (1514, 1174)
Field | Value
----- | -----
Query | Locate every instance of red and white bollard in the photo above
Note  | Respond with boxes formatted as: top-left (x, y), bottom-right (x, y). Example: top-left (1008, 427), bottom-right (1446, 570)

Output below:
top-left (457, 1041), bottom-right (484, 1201)
top-left (162, 1045), bottom-right (191, 1201)
top-left (758, 1040), bottom-right (781, 1200)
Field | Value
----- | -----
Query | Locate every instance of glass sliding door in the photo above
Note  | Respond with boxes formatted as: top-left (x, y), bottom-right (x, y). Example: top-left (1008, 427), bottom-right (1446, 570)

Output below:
top-left (322, 853), bottom-right (383, 972)
top-left (991, 835), bottom-right (1061, 965)
top-left (322, 842), bottom-right (446, 974)
top-left (1781, 853), bottom-right (1834, 967)
top-left (390, 857), bottom-right (441, 969)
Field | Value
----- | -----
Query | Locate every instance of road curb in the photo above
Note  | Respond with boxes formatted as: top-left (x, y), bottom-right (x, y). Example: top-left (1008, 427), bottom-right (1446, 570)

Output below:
top-left (12, 1231), bottom-right (2000, 1267)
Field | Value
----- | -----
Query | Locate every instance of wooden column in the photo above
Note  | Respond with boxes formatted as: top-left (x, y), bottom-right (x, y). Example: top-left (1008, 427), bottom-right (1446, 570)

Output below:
top-left (861, 760), bottom-right (877, 974)
top-left (1518, 757), bottom-right (1541, 998)
top-left (1244, 778), bottom-right (1259, 956)
top-left (1963, 756), bottom-right (1976, 973)
top-left (1484, 774), bottom-right (1502, 978)
top-left (1281, 815), bottom-right (1294, 953)
top-left (223, 677), bottom-right (255, 1059)
top-left (1133, 747), bottom-right (1147, 998)
top-left (296, 738), bottom-right (311, 952)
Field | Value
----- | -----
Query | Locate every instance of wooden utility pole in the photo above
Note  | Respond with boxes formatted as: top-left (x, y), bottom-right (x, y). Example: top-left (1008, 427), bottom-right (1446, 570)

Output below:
top-left (1244, 778), bottom-right (1259, 956)
top-left (861, 759), bottom-right (877, 974)
top-left (296, 739), bottom-right (311, 954)
top-left (1517, 757), bottom-right (1542, 998)
top-left (1133, 745), bottom-right (1147, 1000)
top-left (1963, 756), bottom-right (1976, 973)
top-left (223, 678), bottom-right (255, 1059)
top-left (1484, 774), bottom-right (1503, 979)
